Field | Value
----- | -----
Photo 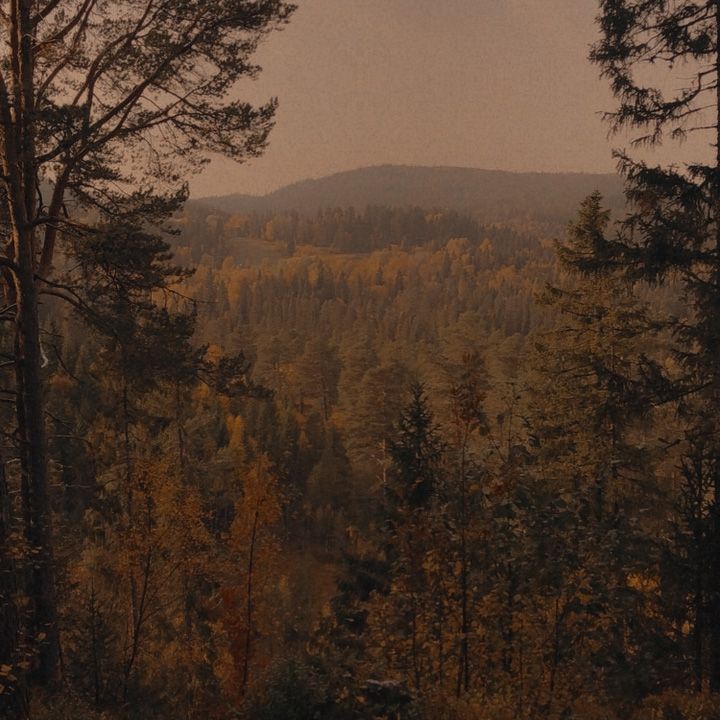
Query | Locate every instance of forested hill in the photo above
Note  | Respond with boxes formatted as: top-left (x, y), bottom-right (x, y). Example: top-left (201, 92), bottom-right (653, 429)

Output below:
top-left (194, 165), bottom-right (624, 222)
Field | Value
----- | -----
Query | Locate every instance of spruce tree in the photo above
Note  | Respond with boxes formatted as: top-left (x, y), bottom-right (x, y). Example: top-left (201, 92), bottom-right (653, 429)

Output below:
top-left (530, 193), bottom-right (668, 712)
top-left (389, 383), bottom-right (443, 511)
top-left (590, 0), bottom-right (720, 693)
top-left (372, 383), bottom-right (445, 692)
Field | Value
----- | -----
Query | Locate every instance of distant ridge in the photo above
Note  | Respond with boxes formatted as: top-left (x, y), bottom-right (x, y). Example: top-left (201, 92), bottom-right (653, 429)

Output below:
top-left (194, 165), bottom-right (624, 222)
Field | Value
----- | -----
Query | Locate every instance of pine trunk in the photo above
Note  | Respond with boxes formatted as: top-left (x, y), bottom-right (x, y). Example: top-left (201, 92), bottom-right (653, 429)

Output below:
top-left (13, 238), bottom-right (59, 684)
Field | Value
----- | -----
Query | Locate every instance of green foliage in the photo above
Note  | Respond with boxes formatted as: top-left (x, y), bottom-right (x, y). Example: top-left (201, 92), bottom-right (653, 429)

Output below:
top-left (590, 0), bottom-right (720, 695)
top-left (389, 383), bottom-right (444, 509)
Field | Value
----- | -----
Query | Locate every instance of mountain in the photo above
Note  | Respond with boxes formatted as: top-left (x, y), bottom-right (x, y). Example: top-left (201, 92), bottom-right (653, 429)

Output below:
top-left (193, 164), bottom-right (624, 222)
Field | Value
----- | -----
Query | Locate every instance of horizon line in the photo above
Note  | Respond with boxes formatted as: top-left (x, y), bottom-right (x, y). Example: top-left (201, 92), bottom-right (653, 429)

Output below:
top-left (191, 162), bottom-right (621, 201)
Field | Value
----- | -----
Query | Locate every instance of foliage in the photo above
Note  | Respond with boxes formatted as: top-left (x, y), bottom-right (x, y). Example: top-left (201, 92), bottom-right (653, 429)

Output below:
top-left (590, 0), bottom-right (720, 695)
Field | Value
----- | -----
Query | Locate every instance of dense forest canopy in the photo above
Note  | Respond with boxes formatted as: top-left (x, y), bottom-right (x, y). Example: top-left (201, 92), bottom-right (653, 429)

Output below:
top-left (11, 186), bottom-right (682, 719)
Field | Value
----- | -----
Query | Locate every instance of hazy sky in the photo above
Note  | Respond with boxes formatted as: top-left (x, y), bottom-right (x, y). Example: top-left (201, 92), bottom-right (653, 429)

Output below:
top-left (189, 0), bottom-right (707, 198)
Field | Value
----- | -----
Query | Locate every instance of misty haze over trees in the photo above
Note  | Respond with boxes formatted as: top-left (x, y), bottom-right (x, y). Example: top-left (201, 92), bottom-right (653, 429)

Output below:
top-left (3, 1), bottom-right (720, 719)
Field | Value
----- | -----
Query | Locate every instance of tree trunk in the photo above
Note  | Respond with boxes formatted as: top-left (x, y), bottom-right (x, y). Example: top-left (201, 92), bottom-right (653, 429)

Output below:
top-left (0, 450), bottom-right (28, 719)
top-left (456, 434), bottom-right (470, 697)
top-left (13, 234), bottom-right (59, 684)
top-left (710, 462), bottom-right (720, 692)
top-left (241, 508), bottom-right (260, 695)
top-left (0, 0), bottom-right (60, 686)
top-left (712, 0), bottom-right (720, 694)
top-left (693, 512), bottom-right (705, 692)
top-left (410, 592), bottom-right (421, 692)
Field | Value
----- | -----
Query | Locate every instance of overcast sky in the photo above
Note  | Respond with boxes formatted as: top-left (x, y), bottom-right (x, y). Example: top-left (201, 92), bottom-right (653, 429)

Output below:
top-left (189, 0), bottom-right (709, 198)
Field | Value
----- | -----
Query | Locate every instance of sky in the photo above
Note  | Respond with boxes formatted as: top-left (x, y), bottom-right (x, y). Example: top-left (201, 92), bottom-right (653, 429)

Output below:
top-left (189, 0), bottom-right (710, 198)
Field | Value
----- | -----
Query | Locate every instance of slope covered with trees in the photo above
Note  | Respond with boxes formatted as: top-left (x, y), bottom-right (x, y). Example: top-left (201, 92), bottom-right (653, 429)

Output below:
top-left (63, 191), bottom-right (680, 720)
top-left (0, 177), bottom-right (705, 720)
top-left (194, 165), bottom-right (625, 223)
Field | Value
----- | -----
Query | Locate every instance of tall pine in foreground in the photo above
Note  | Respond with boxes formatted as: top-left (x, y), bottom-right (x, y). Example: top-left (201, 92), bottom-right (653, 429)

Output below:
top-left (591, 0), bottom-right (720, 693)
top-left (0, 0), bottom-right (295, 688)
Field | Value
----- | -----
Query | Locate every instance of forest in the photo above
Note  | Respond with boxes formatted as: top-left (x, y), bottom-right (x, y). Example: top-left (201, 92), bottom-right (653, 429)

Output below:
top-left (3, 1), bottom-right (720, 719)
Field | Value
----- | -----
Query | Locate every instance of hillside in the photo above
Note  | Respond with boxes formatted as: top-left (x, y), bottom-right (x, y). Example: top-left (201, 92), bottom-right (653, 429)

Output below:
top-left (194, 164), bottom-right (624, 222)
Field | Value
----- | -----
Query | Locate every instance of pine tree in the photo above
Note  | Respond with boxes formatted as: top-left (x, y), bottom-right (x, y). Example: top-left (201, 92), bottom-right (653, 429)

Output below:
top-left (0, 0), bottom-right (295, 685)
top-left (591, 1), bottom-right (720, 692)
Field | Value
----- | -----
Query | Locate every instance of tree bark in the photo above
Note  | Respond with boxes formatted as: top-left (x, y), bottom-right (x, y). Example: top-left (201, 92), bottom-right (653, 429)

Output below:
top-left (241, 508), bottom-right (260, 695)
top-left (13, 231), bottom-right (59, 685)
top-left (0, 0), bottom-right (60, 686)
top-left (710, 461), bottom-right (720, 692)
top-left (711, 1), bottom-right (720, 692)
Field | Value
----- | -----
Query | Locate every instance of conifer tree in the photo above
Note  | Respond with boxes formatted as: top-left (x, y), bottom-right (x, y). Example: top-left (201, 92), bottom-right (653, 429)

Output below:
top-left (372, 383), bottom-right (444, 692)
top-left (591, 0), bottom-right (720, 692)
top-left (530, 193), bottom-right (668, 713)
top-left (389, 383), bottom-right (443, 511)
top-left (442, 350), bottom-right (489, 697)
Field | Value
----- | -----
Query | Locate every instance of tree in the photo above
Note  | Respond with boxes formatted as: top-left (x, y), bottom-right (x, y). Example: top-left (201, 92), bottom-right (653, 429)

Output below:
top-left (441, 350), bottom-right (489, 697)
top-left (389, 383), bottom-right (443, 511)
top-left (224, 452), bottom-right (283, 700)
top-left (0, 0), bottom-right (295, 684)
top-left (590, 0), bottom-right (720, 692)
top-left (529, 193), bottom-right (668, 714)
top-left (372, 383), bottom-right (444, 693)
top-left (342, 359), bottom-right (410, 491)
